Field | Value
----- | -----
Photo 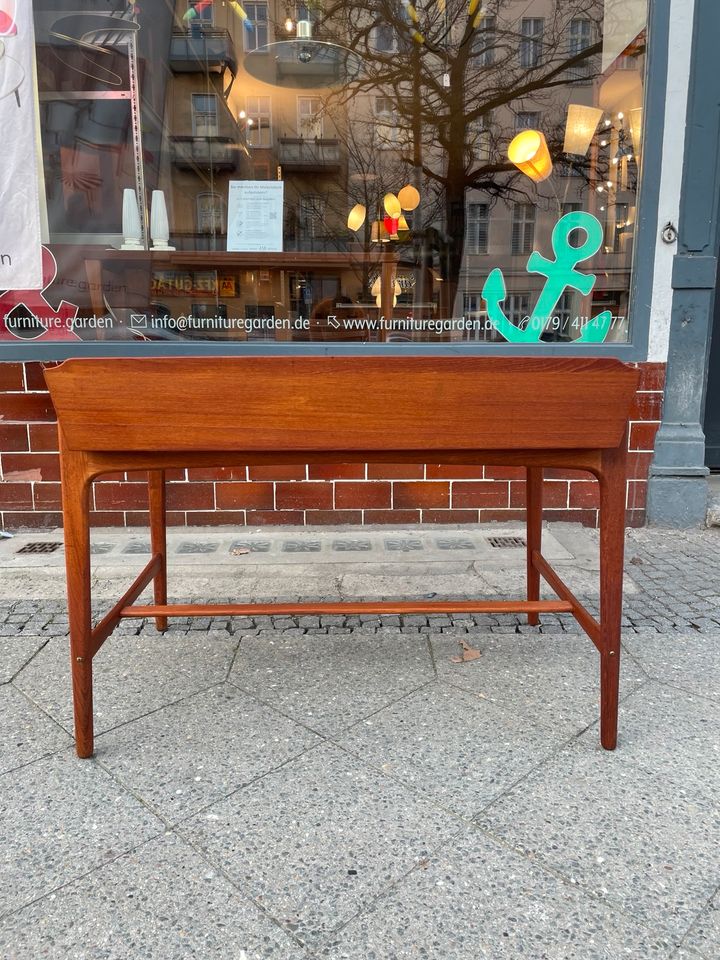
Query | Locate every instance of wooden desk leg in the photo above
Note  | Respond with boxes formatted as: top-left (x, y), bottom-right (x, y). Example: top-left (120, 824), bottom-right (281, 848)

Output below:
top-left (526, 467), bottom-right (543, 626)
top-left (60, 445), bottom-right (94, 758)
top-left (148, 470), bottom-right (168, 633)
top-left (598, 441), bottom-right (628, 750)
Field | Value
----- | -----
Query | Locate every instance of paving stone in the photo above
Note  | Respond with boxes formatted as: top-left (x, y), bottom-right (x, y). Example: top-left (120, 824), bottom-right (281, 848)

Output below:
top-left (336, 682), bottom-right (568, 817)
top-left (0, 833), bottom-right (304, 959)
top-left (317, 828), bottom-right (676, 960)
top-left (584, 681), bottom-right (720, 792)
top-left (622, 632), bottom-right (720, 702)
top-left (340, 572), bottom-right (497, 598)
top-left (14, 631), bottom-right (239, 735)
top-left (98, 683), bottom-right (322, 824)
top-left (179, 743), bottom-right (459, 949)
top-left (0, 684), bottom-right (71, 774)
top-left (0, 634), bottom-right (48, 683)
top-left (229, 630), bottom-right (434, 735)
top-left (681, 889), bottom-right (720, 959)
top-left (476, 741), bottom-right (720, 940)
top-left (0, 752), bottom-right (162, 916)
top-left (429, 631), bottom-right (645, 735)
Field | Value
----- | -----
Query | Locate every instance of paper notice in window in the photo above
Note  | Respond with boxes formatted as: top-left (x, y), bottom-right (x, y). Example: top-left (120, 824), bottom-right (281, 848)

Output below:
top-left (227, 181), bottom-right (284, 253)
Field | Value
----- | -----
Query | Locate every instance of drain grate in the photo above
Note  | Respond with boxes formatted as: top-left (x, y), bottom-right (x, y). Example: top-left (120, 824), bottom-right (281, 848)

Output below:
top-left (487, 536), bottom-right (526, 549)
top-left (16, 541), bottom-right (63, 555)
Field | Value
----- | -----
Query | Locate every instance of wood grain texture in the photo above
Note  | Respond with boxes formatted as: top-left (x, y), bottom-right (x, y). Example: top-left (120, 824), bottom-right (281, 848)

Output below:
top-left (45, 357), bottom-right (640, 453)
top-left (46, 356), bottom-right (639, 758)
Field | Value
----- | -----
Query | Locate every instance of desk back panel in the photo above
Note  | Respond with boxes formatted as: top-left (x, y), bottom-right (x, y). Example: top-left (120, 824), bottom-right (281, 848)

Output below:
top-left (45, 357), bottom-right (640, 453)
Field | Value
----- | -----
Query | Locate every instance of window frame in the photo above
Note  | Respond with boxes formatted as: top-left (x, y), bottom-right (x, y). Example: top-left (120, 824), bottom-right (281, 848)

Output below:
top-left (191, 92), bottom-right (219, 137)
top-left (245, 94), bottom-right (272, 148)
top-left (297, 96), bottom-right (324, 139)
top-left (519, 17), bottom-right (544, 69)
top-left (196, 191), bottom-right (227, 235)
top-left (466, 202), bottom-right (490, 255)
top-left (2, 1), bottom-right (671, 362)
top-left (243, 1), bottom-right (269, 52)
top-left (511, 203), bottom-right (536, 256)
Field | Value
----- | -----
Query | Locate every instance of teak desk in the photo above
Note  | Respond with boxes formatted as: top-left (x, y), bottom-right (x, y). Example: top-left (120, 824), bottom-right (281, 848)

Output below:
top-left (45, 356), bottom-right (640, 758)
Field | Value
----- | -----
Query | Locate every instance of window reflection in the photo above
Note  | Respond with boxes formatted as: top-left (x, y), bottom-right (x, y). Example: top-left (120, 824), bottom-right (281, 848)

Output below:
top-left (29, 0), bottom-right (647, 345)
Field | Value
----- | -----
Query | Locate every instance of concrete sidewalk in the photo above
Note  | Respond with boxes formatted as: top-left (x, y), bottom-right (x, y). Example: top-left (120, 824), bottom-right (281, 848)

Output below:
top-left (0, 523), bottom-right (718, 959)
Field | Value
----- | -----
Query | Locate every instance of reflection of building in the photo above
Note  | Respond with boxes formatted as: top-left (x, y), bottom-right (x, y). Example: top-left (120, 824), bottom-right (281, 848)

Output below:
top-left (5, 0), bottom-right (720, 529)
top-left (457, 1), bottom-right (643, 343)
top-left (153, 0), bottom-right (361, 333)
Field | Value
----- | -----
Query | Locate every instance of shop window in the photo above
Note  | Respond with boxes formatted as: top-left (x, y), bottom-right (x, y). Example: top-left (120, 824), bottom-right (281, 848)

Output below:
top-left (244, 2), bottom-right (269, 52)
top-left (298, 96), bottom-right (323, 138)
top-left (467, 203), bottom-right (489, 254)
top-left (511, 204), bottom-right (536, 255)
top-left (26, 0), bottom-right (648, 349)
top-left (246, 95), bottom-right (272, 147)
top-left (191, 94), bottom-right (218, 137)
top-left (520, 18), bottom-right (544, 68)
top-left (196, 192), bottom-right (226, 234)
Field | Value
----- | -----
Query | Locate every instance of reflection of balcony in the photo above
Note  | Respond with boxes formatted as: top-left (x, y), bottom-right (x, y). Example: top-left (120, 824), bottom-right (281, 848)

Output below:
top-left (169, 29), bottom-right (237, 77)
top-left (171, 137), bottom-right (239, 170)
top-left (277, 138), bottom-right (341, 172)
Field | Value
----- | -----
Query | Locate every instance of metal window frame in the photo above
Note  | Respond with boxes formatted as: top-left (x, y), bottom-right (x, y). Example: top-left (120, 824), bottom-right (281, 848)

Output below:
top-left (0, 0), bottom-right (670, 362)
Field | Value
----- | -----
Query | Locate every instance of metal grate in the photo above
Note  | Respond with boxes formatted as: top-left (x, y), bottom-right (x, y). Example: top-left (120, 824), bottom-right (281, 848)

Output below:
top-left (16, 541), bottom-right (63, 554)
top-left (487, 536), bottom-right (526, 549)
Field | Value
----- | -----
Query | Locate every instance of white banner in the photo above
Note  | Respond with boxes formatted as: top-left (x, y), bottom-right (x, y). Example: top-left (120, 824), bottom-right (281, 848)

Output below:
top-left (0, 0), bottom-right (42, 289)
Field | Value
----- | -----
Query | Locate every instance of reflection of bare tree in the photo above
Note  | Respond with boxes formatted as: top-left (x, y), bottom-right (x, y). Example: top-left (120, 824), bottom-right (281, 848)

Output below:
top-left (317, 0), bottom-right (607, 312)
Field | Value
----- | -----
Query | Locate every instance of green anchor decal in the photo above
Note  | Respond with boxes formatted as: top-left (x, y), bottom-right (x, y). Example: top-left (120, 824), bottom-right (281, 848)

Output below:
top-left (481, 210), bottom-right (612, 344)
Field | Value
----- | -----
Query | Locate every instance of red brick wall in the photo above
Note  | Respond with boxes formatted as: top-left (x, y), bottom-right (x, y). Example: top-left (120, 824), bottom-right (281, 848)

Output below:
top-left (0, 361), bottom-right (664, 530)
